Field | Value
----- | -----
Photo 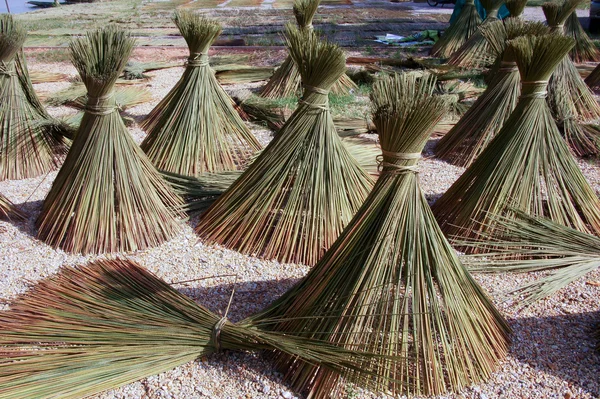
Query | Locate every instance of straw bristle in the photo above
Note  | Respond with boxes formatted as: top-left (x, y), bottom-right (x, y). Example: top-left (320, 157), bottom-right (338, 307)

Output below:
top-left (436, 20), bottom-right (549, 167)
top-left (430, 0), bottom-right (482, 58)
top-left (564, 12), bottom-right (600, 62)
top-left (36, 26), bottom-right (184, 254)
top-left (434, 33), bottom-right (600, 250)
top-left (196, 26), bottom-right (373, 266)
top-left (0, 14), bottom-right (69, 180)
top-left (247, 72), bottom-right (509, 397)
top-left (140, 11), bottom-right (261, 176)
top-left (0, 258), bottom-right (404, 399)
top-left (0, 192), bottom-right (24, 220)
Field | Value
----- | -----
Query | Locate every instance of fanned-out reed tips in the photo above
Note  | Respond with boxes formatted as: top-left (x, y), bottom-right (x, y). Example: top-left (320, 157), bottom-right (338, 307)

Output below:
top-left (462, 211), bottom-right (600, 306)
top-left (260, 0), bottom-right (356, 99)
top-left (36, 26), bottom-right (184, 255)
top-left (0, 258), bottom-right (403, 399)
top-left (433, 33), bottom-right (600, 250)
top-left (430, 0), bottom-right (482, 58)
top-left (544, 0), bottom-right (600, 156)
top-left (244, 73), bottom-right (510, 398)
top-left (0, 192), bottom-right (24, 220)
top-left (196, 26), bottom-right (373, 266)
top-left (436, 20), bottom-right (549, 167)
top-left (0, 14), bottom-right (69, 181)
top-left (565, 12), bottom-right (600, 62)
top-left (447, 0), bottom-right (505, 68)
top-left (141, 12), bottom-right (261, 176)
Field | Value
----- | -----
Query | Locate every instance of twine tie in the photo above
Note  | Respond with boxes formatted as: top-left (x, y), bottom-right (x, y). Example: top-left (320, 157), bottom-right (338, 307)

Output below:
top-left (298, 84), bottom-right (330, 111)
top-left (188, 52), bottom-right (210, 67)
top-left (377, 150), bottom-right (421, 174)
top-left (86, 92), bottom-right (117, 116)
top-left (212, 276), bottom-right (237, 352)
top-left (498, 61), bottom-right (518, 73)
top-left (0, 61), bottom-right (16, 77)
top-left (519, 81), bottom-right (548, 100)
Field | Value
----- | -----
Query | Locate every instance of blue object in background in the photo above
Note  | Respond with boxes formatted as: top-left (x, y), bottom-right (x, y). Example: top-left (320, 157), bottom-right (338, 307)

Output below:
top-left (449, 0), bottom-right (510, 23)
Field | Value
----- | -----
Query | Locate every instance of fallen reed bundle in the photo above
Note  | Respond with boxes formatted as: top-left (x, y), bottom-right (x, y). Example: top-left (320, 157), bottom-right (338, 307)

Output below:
top-left (433, 34), bottom-right (600, 248)
top-left (544, 0), bottom-right (600, 156)
top-left (47, 82), bottom-right (152, 110)
top-left (196, 26), bottom-right (373, 266)
top-left (141, 11), bottom-right (261, 176)
top-left (463, 212), bottom-right (600, 306)
top-left (0, 14), bottom-right (69, 180)
top-left (565, 12), bottom-right (600, 62)
top-left (0, 258), bottom-right (401, 399)
top-left (260, 0), bottom-right (356, 99)
top-left (446, 0), bottom-right (505, 68)
top-left (430, 0), bottom-right (482, 58)
top-left (245, 73), bottom-right (510, 398)
top-left (585, 61), bottom-right (600, 89)
top-left (435, 20), bottom-right (549, 167)
top-left (36, 26), bottom-right (184, 255)
top-left (0, 192), bottom-right (24, 220)
top-left (122, 60), bottom-right (179, 80)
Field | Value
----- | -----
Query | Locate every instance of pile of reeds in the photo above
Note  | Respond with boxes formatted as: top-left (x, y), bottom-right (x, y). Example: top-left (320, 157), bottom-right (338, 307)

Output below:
top-left (435, 20), bottom-right (549, 167)
top-left (565, 12), bottom-right (600, 62)
top-left (47, 81), bottom-right (152, 110)
top-left (140, 11), bottom-right (262, 176)
top-left (245, 72), bottom-right (510, 398)
top-left (447, 0), bottom-right (505, 68)
top-left (433, 33), bottom-right (600, 248)
top-left (196, 26), bottom-right (373, 266)
top-left (0, 258), bottom-right (403, 398)
top-left (430, 0), bottom-right (482, 58)
top-left (36, 26), bottom-right (184, 255)
top-left (0, 14), bottom-right (69, 180)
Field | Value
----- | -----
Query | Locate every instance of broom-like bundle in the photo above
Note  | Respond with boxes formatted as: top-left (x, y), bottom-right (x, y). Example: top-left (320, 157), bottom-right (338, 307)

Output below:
top-left (36, 27), bottom-right (184, 255)
top-left (196, 26), bottom-right (373, 266)
top-left (505, 0), bottom-right (527, 18)
top-left (0, 192), bottom-right (24, 220)
top-left (0, 14), bottom-right (69, 181)
top-left (462, 211), bottom-right (600, 306)
top-left (244, 73), bottom-right (510, 398)
top-left (0, 258), bottom-right (403, 399)
top-left (435, 20), bottom-right (549, 167)
top-left (544, 0), bottom-right (600, 156)
top-left (260, 0), bottom-right (356, 99)
top-left (433, 34), bottom-right (600, 248)
top-left (446, 0), bottom-right (505, 68)
top-left (141, 11), bottom-right (261, 176)
top-left (430, 0), bottom-right (482, 58)
top-left (565, 12), bottom-right (600, 62)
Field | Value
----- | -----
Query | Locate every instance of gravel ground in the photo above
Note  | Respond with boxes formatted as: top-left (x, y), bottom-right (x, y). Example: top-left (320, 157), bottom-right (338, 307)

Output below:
top-left (0, 51), bottom-right (599, 399)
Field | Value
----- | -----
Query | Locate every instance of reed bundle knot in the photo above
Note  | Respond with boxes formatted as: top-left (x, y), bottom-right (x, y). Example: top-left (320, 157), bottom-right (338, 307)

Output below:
top-left (519, 80), bottom-right (548, 99)
top-left (0, 61), bottom-right (16, 77)
top-left (86, 92), bottom-right (117, 115)
top-left (377, 150), bottom-right (421, 174)
top-left (187, 52), bottom-right (209, 67)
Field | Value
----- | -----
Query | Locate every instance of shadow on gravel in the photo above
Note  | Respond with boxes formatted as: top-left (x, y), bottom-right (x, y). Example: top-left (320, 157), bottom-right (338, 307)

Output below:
top-left (509, 311), bottom-right (600, 397)
top-left (4, 199), bottom-right (44, 240)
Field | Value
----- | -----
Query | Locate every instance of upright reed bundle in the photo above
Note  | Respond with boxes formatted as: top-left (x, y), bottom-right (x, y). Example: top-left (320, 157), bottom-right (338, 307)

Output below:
top-left (447, 0), bottom-right (505, 68)
top-left (245, 73), bottom-right (510, 398)
top-left (196, 27), bottom-right (373, 266)
top-left (0, 258), bottom-right (399, 399)
top-left (141, 12), bottom-right (261, 176)
top-left (430, 0), bottom-right (482, 58)
top-left (36, 27), bottom-right (184, 254)
top-left (505, 0), bottom-right (527, 18)
top-left (0, 14), bottom-right (68, 180)
top-left (544, 0), bottom-right (600, 156)
top-left (433, 34), bottom-right (600, 248)
top-left (260, 0), bottom-right (356, 99)
top-left (436, 20), bottom-right (549, 167)
top-left (565, 12), bottom-right (600, 62)
top-left (0, 192), bottom-right (24, 220)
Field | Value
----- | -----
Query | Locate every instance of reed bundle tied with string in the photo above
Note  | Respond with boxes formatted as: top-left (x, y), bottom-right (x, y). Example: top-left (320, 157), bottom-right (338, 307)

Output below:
top-left (461, 211), bottom-right (600, 306)
top-left (0, 258), bottom-right (404, 399)
top-left (446, 0), bottom-right (505, 68)
top-left (244, 73), bottom-right (510, 398)
top-left (141, 11), bottom-right (261, 176)
top-left (260, 0), bottom-right (356, 99)
top-left (430, 0), bottom-right (482, 58)
top-left (433, 33), bottom-right (600, 250)
top-left (544, 0), bottom-right (600, 156)
top-left (435, 20), bottom-right (549, 167)
top-left (196, 26), bottom-right (373, 266)
top-left (0, 14), bottom-right (70, 181)
top-left (36, 26), bottom-right (184, 255)
top-left (0, 192), bottom-right (24, 220)
top-left (565, 12), bottom-right (600, 62)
